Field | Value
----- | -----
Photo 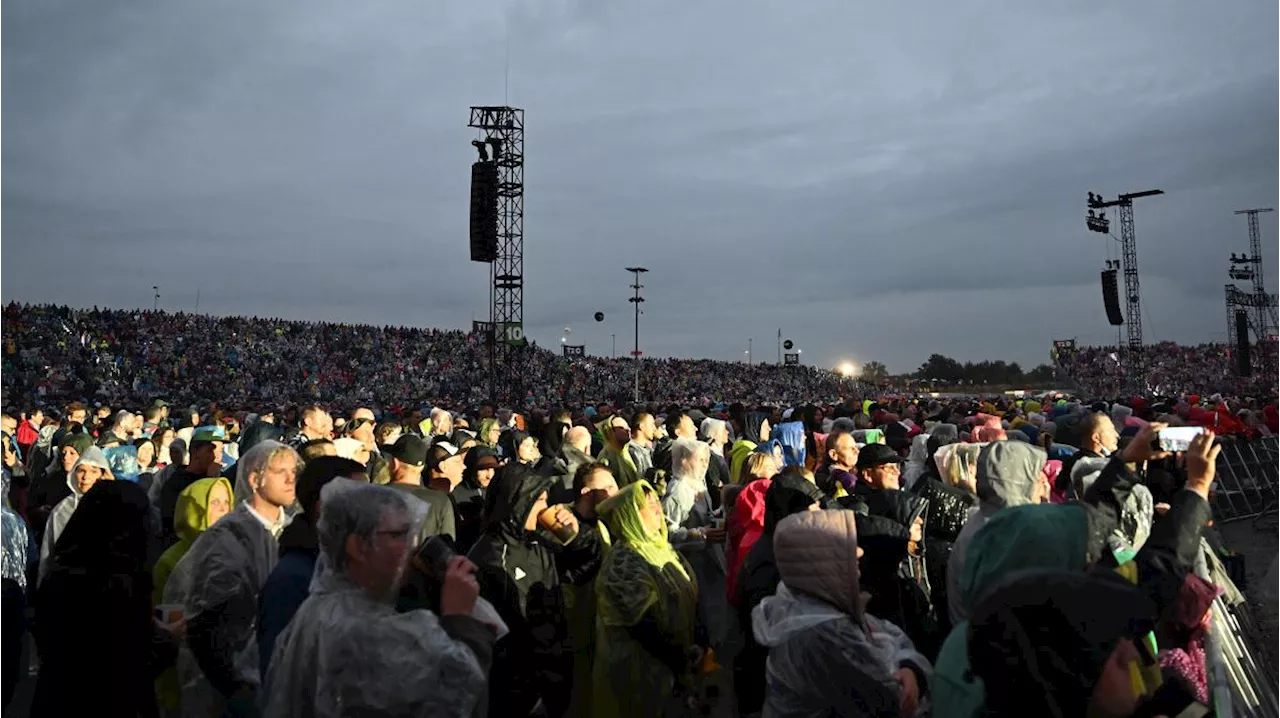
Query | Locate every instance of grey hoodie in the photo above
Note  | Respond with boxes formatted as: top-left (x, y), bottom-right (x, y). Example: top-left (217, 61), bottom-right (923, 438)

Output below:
top-left (752, 510), bottom-right (932, 717)
top-left (947, 442), bottom-right (1046, 625)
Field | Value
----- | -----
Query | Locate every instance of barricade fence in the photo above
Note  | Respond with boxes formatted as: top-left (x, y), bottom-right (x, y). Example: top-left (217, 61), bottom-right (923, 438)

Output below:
top-left (1198, 539), bottom-right (1278, 718)
top-left (1210, 436), bottom-right (1278, 523)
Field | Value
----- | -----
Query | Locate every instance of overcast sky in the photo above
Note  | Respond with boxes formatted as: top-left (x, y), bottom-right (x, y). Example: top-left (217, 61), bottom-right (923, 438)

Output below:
top-left (3, 0), bottom-right (1276, 374)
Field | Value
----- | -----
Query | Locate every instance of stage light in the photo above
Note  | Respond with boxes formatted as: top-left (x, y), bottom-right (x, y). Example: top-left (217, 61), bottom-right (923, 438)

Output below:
top-left (839, 362), bottom-right (855, 377)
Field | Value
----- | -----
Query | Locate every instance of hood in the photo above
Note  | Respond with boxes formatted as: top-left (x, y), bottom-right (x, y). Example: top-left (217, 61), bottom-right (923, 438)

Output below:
top-left (742, 411), bottom-right (770, 444)
top-left (669, 438), bottom-right (709, 487)
top-left (498, 429), bottom-right (531, 463)
top-left (763, 474), bottom-right (823, 533)
top-left (958, 504), bottom-right (1088, 615)
top-left (901, 433), bottom-right (932, 491)
top-left (728, 439), bottom-right (757, 483)
top-left (698, 417), bottom-right (726, 443)
top-left (173, 477), bottom-right (234, 543)
top-left (68, 446), bottom-right (112, 497)
top-left (771, 421), bottom-right (806, 467)
top-left (481, 463), bottom-right (557, 541)
top-left (968, 569), bottom-right (1157, 718)
top-left (975, 442), bottom-right (1045, 511)
top-left (752, 582), bottom-right (849, 649)
top-left (595, 480), bottom-right (688, 579)
top-left (539, 421), bottom-right (567, 458)
top-left (239, 420), bottom-right (284, 455)
top-left (773, 509), bottom-right (861, 618)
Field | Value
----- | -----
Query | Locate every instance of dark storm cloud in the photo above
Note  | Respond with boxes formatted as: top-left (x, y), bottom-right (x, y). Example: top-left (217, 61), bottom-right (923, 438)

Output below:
top-left (4, 0), bottom-right (1276, 375)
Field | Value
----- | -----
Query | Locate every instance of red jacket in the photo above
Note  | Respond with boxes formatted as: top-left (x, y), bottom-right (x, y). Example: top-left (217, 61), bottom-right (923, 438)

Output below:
top-left (725, 478), bottom-right (771, 605)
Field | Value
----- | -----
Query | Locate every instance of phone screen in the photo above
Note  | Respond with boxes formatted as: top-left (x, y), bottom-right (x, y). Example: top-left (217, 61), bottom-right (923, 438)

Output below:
top-left (1157, 426), bottom-right (1204, 452)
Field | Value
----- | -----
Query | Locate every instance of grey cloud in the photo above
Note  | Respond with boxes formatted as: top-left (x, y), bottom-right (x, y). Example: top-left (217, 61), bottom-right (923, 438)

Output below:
top-left (4, 0), bottom-right (1276, 377)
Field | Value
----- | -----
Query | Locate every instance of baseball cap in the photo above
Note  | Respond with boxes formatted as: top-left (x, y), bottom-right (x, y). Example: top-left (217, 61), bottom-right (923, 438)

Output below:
top-left (388, 435), bottom-right (428, 469)
top-left (427, 442), bottom-right (461, 471)
top-left (465, 446), bottom-right (501, 472)
top-left (190, 425), bottom-right (228, 444)
top-left (855, 444), bottom-right (905, 470)
top-left (151, 399), bottom-right (169, 408)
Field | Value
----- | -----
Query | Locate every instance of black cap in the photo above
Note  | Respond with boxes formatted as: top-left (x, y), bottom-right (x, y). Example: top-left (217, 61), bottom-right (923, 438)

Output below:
top-left (855, 443), bottom-right (905, 470)
top-left (427, 442), bottom-right (461, 471)
top-left (388, 435), bottom-right (428, 468)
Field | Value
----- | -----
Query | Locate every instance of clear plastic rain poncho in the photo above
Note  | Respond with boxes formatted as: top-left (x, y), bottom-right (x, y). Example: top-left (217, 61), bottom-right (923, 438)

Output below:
top-left (661, 438), bottom-right (736, 650)
top-left (165, 440), bottom-right (294, 716)
top-left (262, 482), bottom-right (488, 718)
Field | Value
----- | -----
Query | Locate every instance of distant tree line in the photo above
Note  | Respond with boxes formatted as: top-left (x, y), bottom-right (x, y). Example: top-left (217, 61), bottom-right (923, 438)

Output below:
top-left (857, 354), bottom-right (1059, 387)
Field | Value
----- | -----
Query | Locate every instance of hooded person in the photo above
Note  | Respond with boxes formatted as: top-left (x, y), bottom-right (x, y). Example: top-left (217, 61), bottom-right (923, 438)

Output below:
top-left (27, 431), bottom-right (93, 539)
top-left (454, 446), bottom-right (501, 553)
top-left (662, 437), bottom-right (733, 650)
top-left (729, 411), bottom-right (771, 484)
top-left (37, 444), bottom-right (112, 585)
top-left (152, 477), bottom-right (234, 604)
top-left (164, 440), bottom-right (300, 716)
top-left (596, 415), bottom-right (641, 487)
top-left (592, 480), bottom-right (698, 718)
top-left (946, 441), bottom-right (1047, 625)
top-left (239, 419), bottom-right (285, 457)
top-left (733, 475), bottom-right (824, 716)
top-left (752, 510), bottom-right (932, 717)
top-left (931, 504), bottom-right (1094, 718)
top-left (771, 420), bottom-right (807, 469)
top-left (151, 477), bottom-right (235, 713)
top-left (32, 481), bottom-right (178, 717)
top-left (467, 463), bottom-right (570, 717)
top-left (499, 428), bottom-right (537, 468)
top-left (900, 433), bottom-right (933, 492)
top-left (539, 420), bottom-right (569, 467)
top-left (261, 482), bottom-right (494, 718)
top-left (968, 569), bottom-right (1168, 718)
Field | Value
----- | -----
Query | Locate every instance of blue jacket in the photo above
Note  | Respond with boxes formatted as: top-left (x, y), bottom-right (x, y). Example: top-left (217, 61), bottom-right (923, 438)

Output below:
top-left (257, 527), bottom-right (318, 677)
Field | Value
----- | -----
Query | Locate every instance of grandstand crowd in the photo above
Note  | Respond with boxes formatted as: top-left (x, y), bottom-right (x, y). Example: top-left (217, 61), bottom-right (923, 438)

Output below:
top-left (0, 304), bottom-right (876, 410)
top-left (1, 301), bottom-right (1277, 717)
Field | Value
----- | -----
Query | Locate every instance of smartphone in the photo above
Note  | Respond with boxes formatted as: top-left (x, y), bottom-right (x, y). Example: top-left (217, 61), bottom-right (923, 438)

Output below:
top-left (413, 534), bottom-right (457, 580)
top-left (1157, 426), bottom-right (1204, 453)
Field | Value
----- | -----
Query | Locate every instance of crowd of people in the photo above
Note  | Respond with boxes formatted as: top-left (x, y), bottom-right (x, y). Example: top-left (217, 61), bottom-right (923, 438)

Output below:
top-left (1058, 340), bottom-right (1280, 398)
top-left (0, 303), bottom-right (877, 409)
top-left (1, 384), bottom-right (1272, 716)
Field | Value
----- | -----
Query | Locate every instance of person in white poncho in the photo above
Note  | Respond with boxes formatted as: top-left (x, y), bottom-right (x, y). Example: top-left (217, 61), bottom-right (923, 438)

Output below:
top-left (262, 481), bottom-right (494, 718)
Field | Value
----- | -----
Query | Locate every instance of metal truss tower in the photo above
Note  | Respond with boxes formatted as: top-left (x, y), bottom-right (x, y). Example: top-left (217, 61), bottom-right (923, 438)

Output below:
top-left (469, 106), bottom-right (525, 405)
top-left (1230, 208), bottom-right (1277, 342)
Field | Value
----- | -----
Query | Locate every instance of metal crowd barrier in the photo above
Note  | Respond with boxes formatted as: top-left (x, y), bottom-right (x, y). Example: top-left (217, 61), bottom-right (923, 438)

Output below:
top-left (1198, 539), bottom-right (1279, 718)
top-left (1210, 436), bottom-right (1279, 524)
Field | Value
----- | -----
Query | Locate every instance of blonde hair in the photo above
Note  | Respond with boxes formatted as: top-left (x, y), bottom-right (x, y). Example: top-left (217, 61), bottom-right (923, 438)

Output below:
top-left (943, 444), bottom-right (981, 490)
top-left (746, 452), bottom-right (780, 482)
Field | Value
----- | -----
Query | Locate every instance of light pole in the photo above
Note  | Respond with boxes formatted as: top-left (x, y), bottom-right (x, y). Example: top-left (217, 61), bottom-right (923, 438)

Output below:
top-left (611, 333), bottom-right (616, 358)
top-left (152, 286), bottom-right (160, 312)
top-left (748, 337), bottom-right (753, 366)
top-left (626, 267), bottom-right (648, 404)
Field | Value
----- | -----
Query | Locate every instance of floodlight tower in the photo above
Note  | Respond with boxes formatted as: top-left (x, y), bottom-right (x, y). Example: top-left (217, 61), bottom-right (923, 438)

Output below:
top-left (626, 267), bottom-right (648, 404)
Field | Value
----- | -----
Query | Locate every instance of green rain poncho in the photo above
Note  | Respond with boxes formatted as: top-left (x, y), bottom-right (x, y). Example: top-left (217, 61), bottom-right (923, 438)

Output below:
top-left (151, 476), bottom-right (234, 713)
top-left (152, 477), bottom-right (234, 604)
top-left (593, 481), bottom-right (697, 718)
top-left (596, 418), bottom-right (640, 487)
top-left (931, 504), bottom-right (1087, 718)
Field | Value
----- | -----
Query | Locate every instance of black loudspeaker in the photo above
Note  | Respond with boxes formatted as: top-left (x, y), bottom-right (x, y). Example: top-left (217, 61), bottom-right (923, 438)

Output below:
top-left (1101, 269), bottom-right (1123, 326)
top-left (1236, 311), bottom-right (1251, 376)
top-left (469, 161), bottom-right (498, 262)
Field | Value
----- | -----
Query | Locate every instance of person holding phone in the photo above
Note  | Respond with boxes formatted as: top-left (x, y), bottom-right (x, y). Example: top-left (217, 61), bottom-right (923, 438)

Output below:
top-left (262, 482), bottom-right (493, 718)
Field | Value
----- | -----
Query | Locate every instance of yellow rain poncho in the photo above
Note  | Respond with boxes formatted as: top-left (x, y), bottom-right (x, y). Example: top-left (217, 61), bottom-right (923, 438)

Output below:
top-left (593, 481), bottom-right (697, 718)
